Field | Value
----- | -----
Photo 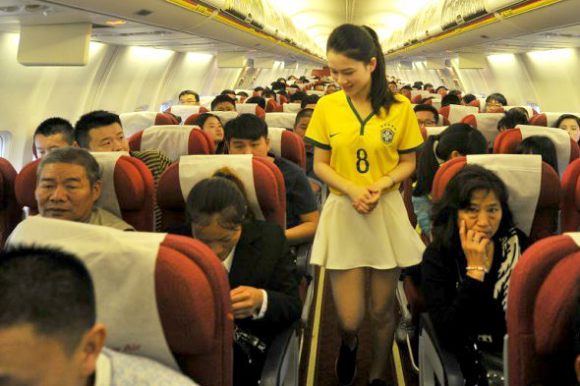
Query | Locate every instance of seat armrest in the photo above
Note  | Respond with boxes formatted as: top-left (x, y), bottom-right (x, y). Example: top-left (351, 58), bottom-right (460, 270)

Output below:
top-left (260, 321), bottom-right (300, 386)
top-left (419, 313), bottom-right (464, 386)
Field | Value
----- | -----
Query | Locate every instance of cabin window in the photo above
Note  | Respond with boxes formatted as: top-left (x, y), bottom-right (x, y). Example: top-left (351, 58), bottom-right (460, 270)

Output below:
top-left (0, 131), bottom-right (10, 158)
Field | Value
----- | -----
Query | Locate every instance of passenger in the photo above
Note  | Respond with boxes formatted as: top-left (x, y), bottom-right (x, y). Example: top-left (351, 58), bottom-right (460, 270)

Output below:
top-left (326, 83), bottom-right (339, 94)
top-left (305, 24), bottom-right (425, 386)
top-left (220, 89), bottom-right (237, 100)
top-left (173, 171), bottom-right (301, 386)
top-left (74, 110), bottom-right (172, 230)
top-left (497, 109), bottom-right (528, 132)
top-left (516, 136), bottom-right (559, 174)
top-left (211, 94), bottom-right (237, 111)
top-left (33, 117), bottom-right (78, 158)
top-left (178, 90), bottom-right (200, 105)
top-left (293, 108), bottom-right (318, 181)
top-left (314, 82), bottom-right (326, 92)
top-left (245, 96), bottom-right (266, 110)
top-left (236, 91), bottom-right (249, 104)
top-left (253, 86), bottom-right (264, 97)
top-left (225, 114), bottom-right (319, 245)
top-left (509, 106), bottom-right (529, 120)
top-left (449, 89), bottom-right (463, 99)
top-left (388, 80), bottom-right (398, 93)
top-left (414, 104), bottom-right (439, 128)
top-left (193, 113), bottom-right (225, 153)
top-left (301, 94), bottom-right (320, 109)
top-left (555, 114), bottom-right (580, 143)
top-left (424, 83), bottom-right (434, 92)
top-left (412, 81), bottom-right (423, 90)
top-left (462, 93), bottom-right (477, 105)
top-left (35, 147), bottom-right (134, 231)
top-left (422, 165), bottom-right (529, 385)
top-left (412, 124), bottom-right (487, 237)
top-left (287, 84), bottom-right (300, 95)
top-left (290, 90), bottom-right (307, 104)
top-left (0, 246), bottom-right (198, 385)
top-left (485, 93), bottom-right (508, 113)
top-left (276, 77), bottom-right (287, 85)
top-left (435, 86), bottom-right (448, 97)
top-left (441, 93), bottom-right (461, 107)
top-left (399, 85), bottom-right (412, 101)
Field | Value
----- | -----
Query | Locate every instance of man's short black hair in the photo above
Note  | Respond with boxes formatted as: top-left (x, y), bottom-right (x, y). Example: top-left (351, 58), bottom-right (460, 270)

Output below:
top-left (301, 94), bottom-right (319, 109)
top-left (178, 89), bottom-right (200, 102)
top-left (401, 85), bottom-right (412, 91)
top-left (74, 110), bottom-right (122, 148)
top-left (220, 89), bottom-right (236, 96)
top-left (225, 114), bottom-right (268, 143)
top-left (34, 117), bottom-right (75, 144)
top-left (245, 96), bottom-right (266, 110)
top-left (211, 95), bottom-right (237, 111)
top-left (290, 91), bottom-right (307, 103)
top-left (295, 108), bottom-right (314, 127)
top-left (441, 94), bottom-right (461, 107)
top-left (0, 246), bottom-right (95, 354)
top-left (414, 104), bottom-right (440, 123)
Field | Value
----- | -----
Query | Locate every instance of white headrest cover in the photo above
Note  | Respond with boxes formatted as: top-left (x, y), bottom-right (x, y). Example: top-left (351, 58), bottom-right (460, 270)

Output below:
top-left (516, 124), bottom-right (572, 176)
top-left (141, 125), bottom-right (194, 162)
top-left (91, 152), bottom-right (128, 217)
top-left (467, 154), bottom-right (542, 236)
top-left (268, 128), bottom-right (285, 158)
top-left (426, 126), bottom-right (448, 137)
top-left (171, 105), bottom-right (201, 124)
top-left (120, 112), bottom-right (157, 138)
top-left (473, 113), bottom-right (504, 146)
top-left (266, 112), bottom-right (297, 129)
top-left (178, 154), bottom-right (264, 220)
top-left (448, 105), bottom-right (479, 124)
top-left (7, 217), bottom-right (177, 369)
top-left (283, 103), bottom-right (302, 113)
top-left (546, 112), bottom-right (580, 127)
top-left (565, 233), bottom-right (580, 247)
top-left (211, 111), bottom-right (238, 125)
top-left (237, 103), bottom-right (258, 115)
top-left (306, 90), bottom-right (324, 96)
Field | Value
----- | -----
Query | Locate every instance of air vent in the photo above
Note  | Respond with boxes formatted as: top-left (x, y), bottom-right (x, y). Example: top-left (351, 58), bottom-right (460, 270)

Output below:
top-left (134, 9), bottom-right (153, 16)
top-left (0, 6), bottom-right (21, 13)
top-left (24, 4), bottom-right (50, 13)
top-left (92, 24), bottom-right (113, 29)
top-left (118, 30), bottom-right (171, 37)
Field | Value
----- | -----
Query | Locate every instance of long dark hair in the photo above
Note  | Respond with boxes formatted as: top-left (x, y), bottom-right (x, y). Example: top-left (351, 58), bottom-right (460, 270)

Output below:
top-left (327, 24), bottom-right (396, 114)
top-left (413, 124), bottom-right (487, 196)
top-left (430, 165), bottom-right (514, 251)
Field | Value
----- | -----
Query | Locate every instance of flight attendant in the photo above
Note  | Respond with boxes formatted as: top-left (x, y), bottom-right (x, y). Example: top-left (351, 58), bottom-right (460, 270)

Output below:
top-left (305, 24), bottom-right (424, 386)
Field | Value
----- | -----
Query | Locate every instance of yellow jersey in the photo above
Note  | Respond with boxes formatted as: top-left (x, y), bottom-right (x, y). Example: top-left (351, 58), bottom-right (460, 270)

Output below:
top-left (305, 91), bottom-right (423, 194)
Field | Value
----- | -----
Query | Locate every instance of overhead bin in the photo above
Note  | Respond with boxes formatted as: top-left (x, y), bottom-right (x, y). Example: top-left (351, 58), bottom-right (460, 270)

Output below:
top-left (484, 0), bottom-right (526, 13)
top-left (441, 0), bottom-right (487, 30)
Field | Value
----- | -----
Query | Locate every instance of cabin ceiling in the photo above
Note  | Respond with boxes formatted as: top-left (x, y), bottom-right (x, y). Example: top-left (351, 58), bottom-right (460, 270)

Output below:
top-left (0, 0), bottom-right (578, 63)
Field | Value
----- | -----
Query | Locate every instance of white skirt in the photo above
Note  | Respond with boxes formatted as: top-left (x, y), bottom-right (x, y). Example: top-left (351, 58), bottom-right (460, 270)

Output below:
top-left (310, 190), bottom-right (425, 270)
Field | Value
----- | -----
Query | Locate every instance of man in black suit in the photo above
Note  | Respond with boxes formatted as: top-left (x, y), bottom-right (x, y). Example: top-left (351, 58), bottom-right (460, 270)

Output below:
top-left (173, 174), bottom-right (301, 385)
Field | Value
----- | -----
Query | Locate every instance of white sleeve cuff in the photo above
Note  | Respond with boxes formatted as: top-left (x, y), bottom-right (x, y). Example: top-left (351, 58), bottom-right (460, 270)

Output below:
top-left (253, 290), bottom-right (268, 320)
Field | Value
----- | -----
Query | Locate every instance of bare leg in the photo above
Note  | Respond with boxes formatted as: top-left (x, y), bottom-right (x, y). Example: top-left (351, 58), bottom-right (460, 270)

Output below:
top-left (328, 268), bottom-right (366, 347)
top-left (368, 268), bottom-right (400, 381)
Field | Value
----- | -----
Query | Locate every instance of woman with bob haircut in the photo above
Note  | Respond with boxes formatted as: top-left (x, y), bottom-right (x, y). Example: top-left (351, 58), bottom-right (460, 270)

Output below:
top-left (305, 24), bottom-right (424, 386)
top-left (422, 165), bottom-right (529, 385)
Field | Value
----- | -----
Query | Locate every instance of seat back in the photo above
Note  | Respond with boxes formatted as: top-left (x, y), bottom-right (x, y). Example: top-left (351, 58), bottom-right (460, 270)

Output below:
top-left (7, 217), bottom-right (233, 386)
top-left (265, 112), bottom-right (297, 130)
top-left (120, 112), bottom-right (179, 138)
top-left (268, 128), bottom-right (306, 170)
top-left (468, 99), bottom-right (481, 111)
top-left (461, 113), bottom-right (504, 146)
top-left (507, 234), bottom-right (580, 386)
top-left (432, 155), bottom-right (560, 242)
top-left (129, 125), bottom-right (215, 161)
top-left (283, 103), bottom-right (302, 113)
top-left (439, 105), bottom-right (479, 124)
top-left (265, 98), bottom-right (281, 113)
top-left (0, 158), bottom-right (20, 247)
top-left (169, 105), bottom-right (209, 124)
top-left (493, 125), bottom-right (579, 176)
top-left (561, 158), bottom-right (580, 232)
top-left (15, 155), bottom-right (155, 231)
top-left (157, 155), bottom-right (286, 231)
top-left (237, 103), bottom-right (266, 119)
top-left (530, 112), bottom-right (580, 127)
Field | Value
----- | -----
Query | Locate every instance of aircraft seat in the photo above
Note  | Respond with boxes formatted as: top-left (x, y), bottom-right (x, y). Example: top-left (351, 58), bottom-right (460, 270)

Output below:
top-left (506, 234), bottom-right (580, 386)
top-left (439, 105), bottom-right (479, 124)
top-left (119, 112), bottom-right (178, 138)
top-left (561, 158), bottom-right (580, 232)
top-left (15, 155), bottom-right (155, 231)
top-left (7, 217), bottom-right (233, 386)
top-left (493, 125), bottom-right (579, 176)
top-left (168, 105), bottom-right (209, 124)
top-left (0, 158), bottom-right (21, 247)
top-left (267, 128), bottom-right (306, 171)
top-left (265, 98), bottom-right (282, 113)
top-left (529, 112), bottom-right (580, 127)
top-left (237, 103), bottom-right (266, 119)
top-left (462, 113), bottom-right (508, 147)
top-left (156, 155), bottom-right (286, 231)
top-left (283, 103), bottom-right (302, 113)
top-left (468, 99), bottom-right (481, 111)
top-left (265, 112), bottom-right (297, 130)
top-left (129, 125), bottom-right (215, 162)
